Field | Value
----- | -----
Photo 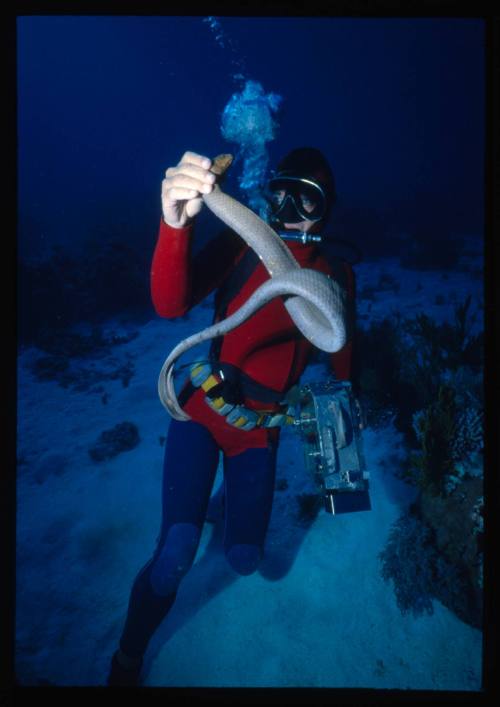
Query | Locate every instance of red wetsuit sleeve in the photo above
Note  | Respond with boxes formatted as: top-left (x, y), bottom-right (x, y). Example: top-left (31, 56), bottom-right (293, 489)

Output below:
top-left (151, 219), bottom-right (193, 317)
top-left (150, 218), bottom-right (245, 318)
top-left (330, 261), bottom-right (356, 381)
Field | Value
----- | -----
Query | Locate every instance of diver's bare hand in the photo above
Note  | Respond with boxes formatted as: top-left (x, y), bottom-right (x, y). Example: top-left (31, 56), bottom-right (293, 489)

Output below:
top-left (161, 151), bottom-right (216, 229)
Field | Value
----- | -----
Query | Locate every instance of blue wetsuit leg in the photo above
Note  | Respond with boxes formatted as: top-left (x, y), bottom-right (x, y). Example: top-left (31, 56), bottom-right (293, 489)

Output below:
top-left (119, 418), bottom-right (220, 659)
top-left (119, 423), bottom-right (278, 659)
top-left (223, 441), bottom-right (278, 575)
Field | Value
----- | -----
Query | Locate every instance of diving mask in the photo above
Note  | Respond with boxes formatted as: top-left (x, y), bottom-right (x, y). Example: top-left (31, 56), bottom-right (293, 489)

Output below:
top-left (266, 175), bottom-right (327, 224)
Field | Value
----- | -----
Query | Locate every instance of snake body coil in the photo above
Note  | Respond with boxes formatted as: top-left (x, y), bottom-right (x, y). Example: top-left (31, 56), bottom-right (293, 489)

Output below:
top-left (158, 154), bottom-right (346, 421)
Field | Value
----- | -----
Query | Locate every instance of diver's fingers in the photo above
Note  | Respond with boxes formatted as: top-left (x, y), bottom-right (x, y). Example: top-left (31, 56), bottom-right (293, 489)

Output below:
top-left (179, 151), bottom-right (212, 170)
top-left (165, 164), bottom-right (215, 187)
top-left (163, 175), bottom-right (213, 198)
top-left (161, 151), bottom-right (212, 228)
top-left (185, 197), bottom-right (204, 219)
top-left (164, 186), bottom-right (205, 202)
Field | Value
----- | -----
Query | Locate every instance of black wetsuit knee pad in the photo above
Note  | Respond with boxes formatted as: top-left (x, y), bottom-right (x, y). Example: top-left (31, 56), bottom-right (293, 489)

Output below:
top-left (150, 522), bottom-right (201, 596)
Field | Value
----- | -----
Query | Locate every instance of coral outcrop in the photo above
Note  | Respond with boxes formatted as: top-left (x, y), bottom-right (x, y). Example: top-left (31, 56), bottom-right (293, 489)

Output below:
top-left (88, 422), bottom-right (140, 462)
top-left (369, 297), bottom-right (484, 630)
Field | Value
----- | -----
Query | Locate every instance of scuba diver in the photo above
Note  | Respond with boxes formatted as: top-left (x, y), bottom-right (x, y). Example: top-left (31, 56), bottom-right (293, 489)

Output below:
top-left (107, 147), bottom-right (355, 686)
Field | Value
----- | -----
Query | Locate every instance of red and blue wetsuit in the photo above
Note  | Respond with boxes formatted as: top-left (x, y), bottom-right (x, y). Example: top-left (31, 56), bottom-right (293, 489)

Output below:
top-left (118, 218), bottom-right (355, 661)
top-left (151, 219), bottom-right (354, 456)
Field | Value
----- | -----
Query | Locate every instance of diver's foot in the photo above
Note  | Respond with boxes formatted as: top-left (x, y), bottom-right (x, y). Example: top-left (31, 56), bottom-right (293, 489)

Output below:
top-left (107, 649), bottom-right (143, 687)
top-left (206, 482), bottom-right (225, 523)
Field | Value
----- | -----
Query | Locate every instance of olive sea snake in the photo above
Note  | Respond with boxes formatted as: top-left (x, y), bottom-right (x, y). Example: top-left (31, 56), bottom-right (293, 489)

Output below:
top-left (158, 154), bottom-right (346, 421)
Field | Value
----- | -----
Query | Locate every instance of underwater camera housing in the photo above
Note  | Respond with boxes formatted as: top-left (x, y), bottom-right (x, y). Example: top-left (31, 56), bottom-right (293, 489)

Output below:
top-left (296, 379), bottom-right (370, 515)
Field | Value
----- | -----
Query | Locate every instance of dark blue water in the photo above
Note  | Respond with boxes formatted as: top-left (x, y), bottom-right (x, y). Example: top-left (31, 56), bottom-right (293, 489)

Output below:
top-left (18, 16), bottom-right (484, 263)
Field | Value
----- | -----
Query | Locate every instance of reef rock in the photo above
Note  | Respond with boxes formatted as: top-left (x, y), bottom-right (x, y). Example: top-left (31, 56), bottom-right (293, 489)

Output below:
top-left (419, 476), bottom-right (483, 629)
top-left (88, 421), bottom-right (140, 462)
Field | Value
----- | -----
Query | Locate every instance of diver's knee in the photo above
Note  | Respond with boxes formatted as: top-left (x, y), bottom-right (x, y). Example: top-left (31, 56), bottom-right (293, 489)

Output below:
top-left (225, 543), bottom-right (262, 576)
top-left (149, 522), bottom-right (200, 596)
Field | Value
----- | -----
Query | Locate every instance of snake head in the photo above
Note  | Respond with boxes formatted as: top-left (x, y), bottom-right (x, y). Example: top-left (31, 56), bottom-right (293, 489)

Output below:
top-left (211, 154), bottom-right (234, 183)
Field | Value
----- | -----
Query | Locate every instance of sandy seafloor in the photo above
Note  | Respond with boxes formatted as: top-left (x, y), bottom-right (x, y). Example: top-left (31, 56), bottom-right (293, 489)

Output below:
top-left (15, 245), bottom-right (484, 689)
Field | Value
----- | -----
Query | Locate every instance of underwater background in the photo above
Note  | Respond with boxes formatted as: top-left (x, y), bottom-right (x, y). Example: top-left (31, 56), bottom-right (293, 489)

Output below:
top-left (16, 16), bottom-right (486, 689)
